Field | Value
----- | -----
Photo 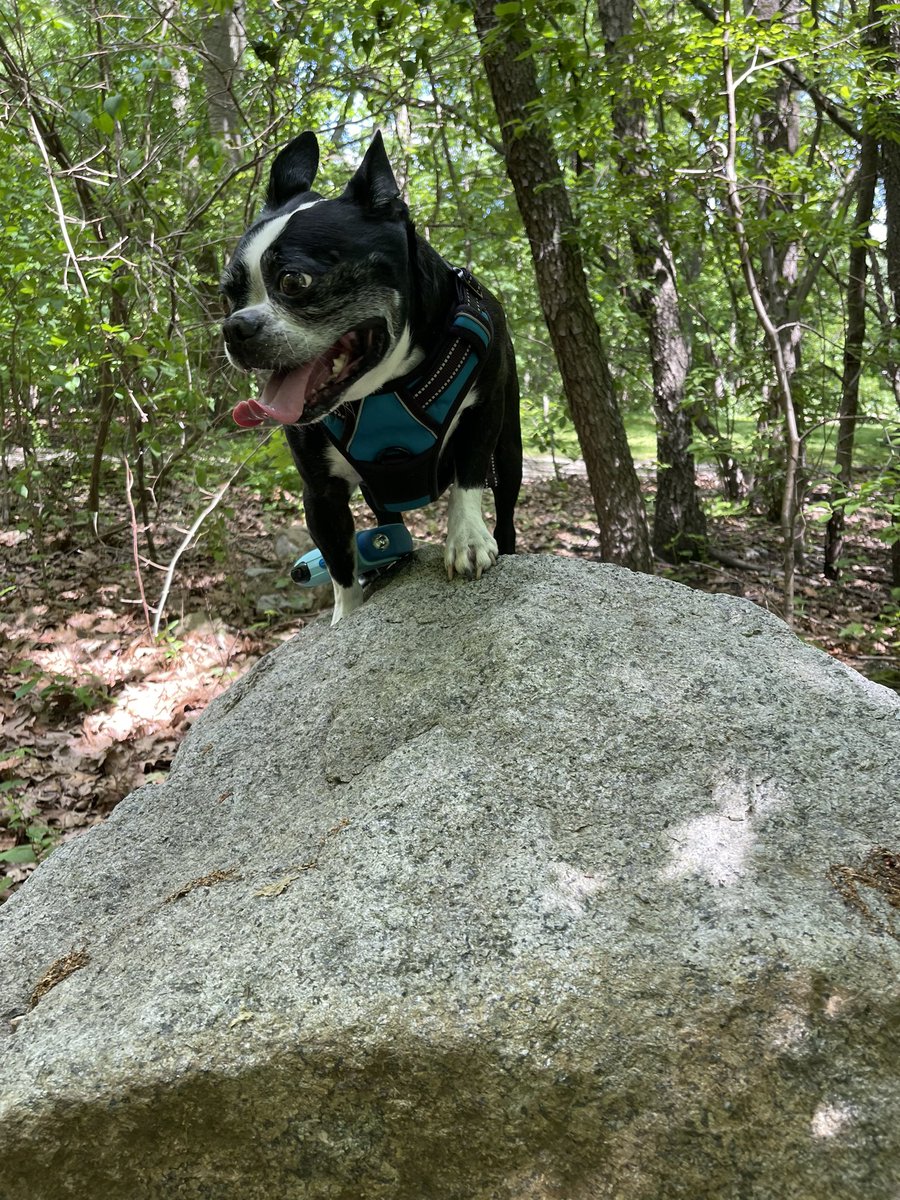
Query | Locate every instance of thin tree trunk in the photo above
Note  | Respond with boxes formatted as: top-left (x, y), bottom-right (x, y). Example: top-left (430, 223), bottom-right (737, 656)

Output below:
top-left (881, 14), bottom-right (900, 403)
top-left (750, 0), bottom-right (805, 531)
top-left (868, 7), bottom-right (900, 588)
top-left (881, 9), bottom-right (900, 589)
top-left (597, 0), bottom-right (707, 561)
top-left (200, 0), bottom-right (246, 165)
top-left (721, 0), bottom-right (801, 623)
top-left (824, 125), bottom-right (879, 579)
top-left (471, 0), bottom-right (652, 571)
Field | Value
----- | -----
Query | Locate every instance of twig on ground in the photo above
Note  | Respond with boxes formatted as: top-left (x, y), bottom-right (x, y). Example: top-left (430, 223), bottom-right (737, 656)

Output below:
top-left (124, 456), bottom-right (153, 637)
top-left (706, 547), bottom-right (772, 573)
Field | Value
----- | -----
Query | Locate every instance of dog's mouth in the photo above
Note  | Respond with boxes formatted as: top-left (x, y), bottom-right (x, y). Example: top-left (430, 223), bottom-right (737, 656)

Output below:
top-left (232, 321), bottom-right (388, 428)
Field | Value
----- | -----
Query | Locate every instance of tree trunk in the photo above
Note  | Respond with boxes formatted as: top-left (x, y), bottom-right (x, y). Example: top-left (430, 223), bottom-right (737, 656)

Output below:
top-left (879, 9), bottom-right (900, 589)
top-left (750, 0), bottom-right (805, 531)
top-left (881, 13), bottom-right (900, 394)
top-left (721, 0), bottom-right (802, 623)
top-left (471, 0), bottom-right (652, 572)
top-left (597, 0), bottom-right (707, 561)
top-left (200, 1), bottom-right (246, 165)
top-left (823, 126), bottom-right (879, 579)
top-left (644, 242), bottom-right (708, 559)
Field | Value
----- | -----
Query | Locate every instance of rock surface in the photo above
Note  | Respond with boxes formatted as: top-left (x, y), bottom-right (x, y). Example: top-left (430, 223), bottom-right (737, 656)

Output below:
top-left (2, 549), bottom-right (900, 1200)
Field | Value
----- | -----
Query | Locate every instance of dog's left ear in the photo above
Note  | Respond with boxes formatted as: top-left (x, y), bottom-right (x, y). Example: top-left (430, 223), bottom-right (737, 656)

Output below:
top-left (342, 132), bottom-right (405, 217)
top-left (266, 130), bottom-right (320, 210)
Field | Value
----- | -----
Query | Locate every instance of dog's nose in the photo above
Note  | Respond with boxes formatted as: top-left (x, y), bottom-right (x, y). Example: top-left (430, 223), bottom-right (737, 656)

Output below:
top-left (224, 309), bottom-right (265, 342)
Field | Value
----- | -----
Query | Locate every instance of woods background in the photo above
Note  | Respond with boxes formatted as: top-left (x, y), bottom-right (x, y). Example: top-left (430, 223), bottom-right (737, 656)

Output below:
top-left (1, 0), bottom-right (899, 887)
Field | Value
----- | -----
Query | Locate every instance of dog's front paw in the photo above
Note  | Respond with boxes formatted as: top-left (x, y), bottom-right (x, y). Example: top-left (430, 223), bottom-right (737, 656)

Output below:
top-left (444, 526), bottom-right (498, 581)
top-left (445, 485), bottom-right (498, 580)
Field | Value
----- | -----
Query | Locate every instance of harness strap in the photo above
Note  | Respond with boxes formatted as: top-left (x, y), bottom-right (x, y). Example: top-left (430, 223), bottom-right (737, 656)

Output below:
top-left (322, 269), bottom-right (493, 513)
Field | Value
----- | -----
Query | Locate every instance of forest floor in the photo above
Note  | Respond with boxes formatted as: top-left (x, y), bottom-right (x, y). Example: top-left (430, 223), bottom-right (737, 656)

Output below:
top-left (1, 459), bottom-right (898, 899)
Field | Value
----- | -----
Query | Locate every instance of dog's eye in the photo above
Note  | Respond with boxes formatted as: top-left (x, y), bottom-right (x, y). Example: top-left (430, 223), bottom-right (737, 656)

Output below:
top-left (278, 271), bottom-right (313, 296)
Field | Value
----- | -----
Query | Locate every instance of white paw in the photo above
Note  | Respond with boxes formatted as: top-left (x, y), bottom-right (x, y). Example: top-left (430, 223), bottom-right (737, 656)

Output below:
top-left (444, 529), bottom-right (498, 580)
top-left (331, 580), bottom-right (364, 625)
top-left (444, 486), bottom-right (498, 580)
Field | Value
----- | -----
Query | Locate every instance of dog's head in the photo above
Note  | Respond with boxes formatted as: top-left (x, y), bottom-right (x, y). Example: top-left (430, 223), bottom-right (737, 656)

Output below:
top-left (221, 131), bottom-right (415, 427)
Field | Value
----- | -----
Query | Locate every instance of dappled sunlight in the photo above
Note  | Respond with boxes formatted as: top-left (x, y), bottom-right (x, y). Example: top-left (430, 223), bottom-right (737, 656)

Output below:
top-left (540, 860), bottom-right (606, 916)
top-left (824, 991), bottom-right (849, 1019)
top-left (810, 1101), bottom-right (858, 1139)
top-left (661, 776), bottom-right (783, 889)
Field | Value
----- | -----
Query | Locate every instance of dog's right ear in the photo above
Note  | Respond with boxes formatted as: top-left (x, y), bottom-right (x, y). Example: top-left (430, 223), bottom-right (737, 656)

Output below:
top-left (266, 131), bottom-right (320, 210)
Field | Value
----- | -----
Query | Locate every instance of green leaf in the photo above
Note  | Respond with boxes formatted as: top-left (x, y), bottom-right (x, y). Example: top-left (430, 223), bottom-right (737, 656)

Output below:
top-left (103, 93), bottom-right (127, 120)
top-left (0, 845), bottom-right (37, 865)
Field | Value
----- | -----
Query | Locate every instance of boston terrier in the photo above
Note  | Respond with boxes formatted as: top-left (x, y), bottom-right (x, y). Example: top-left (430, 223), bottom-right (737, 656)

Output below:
top-left (221, 130), bottom-right (522, 623)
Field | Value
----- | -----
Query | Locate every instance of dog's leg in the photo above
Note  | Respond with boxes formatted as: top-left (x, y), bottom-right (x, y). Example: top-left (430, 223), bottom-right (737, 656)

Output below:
top-left (360, 483), bottom-right (405, 531)
top-left (443, 384), bottom-right (509, 580)
top-left (331, 574), bottom-right (364, 624)
top-left (302, 480), bottom-right (363, 625)
top-left (285, 426), bottom-right (364, 624)
top-left (491, 369), bottom-right (523, 556)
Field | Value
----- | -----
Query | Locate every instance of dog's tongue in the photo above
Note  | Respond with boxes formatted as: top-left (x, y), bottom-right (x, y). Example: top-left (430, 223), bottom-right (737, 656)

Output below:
top-left (231, 337), bottom-right (360, 428)
top-left (232, 361), bottom-right (320, 428)
top-left (232, 399), bottom-right (268, 428)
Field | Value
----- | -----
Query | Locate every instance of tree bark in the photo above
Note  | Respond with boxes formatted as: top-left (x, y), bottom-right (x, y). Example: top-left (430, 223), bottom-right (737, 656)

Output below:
top-left (880, 8), bottom-right (900, 588)
top-left (200, 1), bottom-right (246, 165)
top-left (597, 0), bottom-right (707, 561)
top-left (471, 1), bottom-right (652, 572)
top-left (881, 12), bottom-right (900, 398)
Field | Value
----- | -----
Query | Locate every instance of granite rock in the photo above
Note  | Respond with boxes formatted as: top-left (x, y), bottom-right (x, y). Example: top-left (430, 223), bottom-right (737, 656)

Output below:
top-left (2, 549), bottom-right (899, 1199)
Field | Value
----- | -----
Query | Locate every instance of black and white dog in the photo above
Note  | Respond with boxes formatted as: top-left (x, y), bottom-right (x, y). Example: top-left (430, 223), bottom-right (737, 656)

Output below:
top-left (221, 130), bottom-right (522, 623)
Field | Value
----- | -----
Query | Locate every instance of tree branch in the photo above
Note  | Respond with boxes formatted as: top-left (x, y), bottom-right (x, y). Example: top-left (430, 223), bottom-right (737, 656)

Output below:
top-left (684, 0), bottom-right (861, 143)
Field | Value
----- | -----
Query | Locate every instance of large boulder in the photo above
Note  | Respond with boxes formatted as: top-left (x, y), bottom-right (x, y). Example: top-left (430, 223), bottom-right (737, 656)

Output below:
top-left (2, 550), bottom-right (900, 1200)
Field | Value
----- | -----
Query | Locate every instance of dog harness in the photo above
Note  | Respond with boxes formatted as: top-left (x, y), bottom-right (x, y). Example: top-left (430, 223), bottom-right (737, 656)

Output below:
top-left (321, 268), bottom-right (493, 512)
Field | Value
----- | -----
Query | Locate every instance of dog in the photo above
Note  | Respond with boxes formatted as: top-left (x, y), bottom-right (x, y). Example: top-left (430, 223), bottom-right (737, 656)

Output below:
top-left (221, 130), bottom-right (522, 623)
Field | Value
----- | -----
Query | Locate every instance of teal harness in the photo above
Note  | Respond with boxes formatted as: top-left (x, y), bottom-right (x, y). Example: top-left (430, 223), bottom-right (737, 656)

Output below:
top-left (322, 268), bottom-right (493, 512)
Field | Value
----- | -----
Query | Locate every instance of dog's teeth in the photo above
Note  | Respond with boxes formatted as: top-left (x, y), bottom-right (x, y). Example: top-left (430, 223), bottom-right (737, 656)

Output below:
top-left (331, 353), bottom-right (348, 378)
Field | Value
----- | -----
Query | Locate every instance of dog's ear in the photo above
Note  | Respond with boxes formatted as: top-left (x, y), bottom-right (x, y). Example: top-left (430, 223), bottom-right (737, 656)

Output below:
top-left (341, 132), bottom-right (405, 217)
top-left (266, 131), bottom-right (320, 210)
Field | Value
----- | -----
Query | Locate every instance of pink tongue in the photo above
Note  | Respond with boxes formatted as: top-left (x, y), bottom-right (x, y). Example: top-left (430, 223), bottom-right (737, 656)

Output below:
top-left (231, 364), bottom-right (319, 428)
top-left (231, 337), bottom-right (359, 429)
top-left (232, 399), bottom-right (267, 427)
